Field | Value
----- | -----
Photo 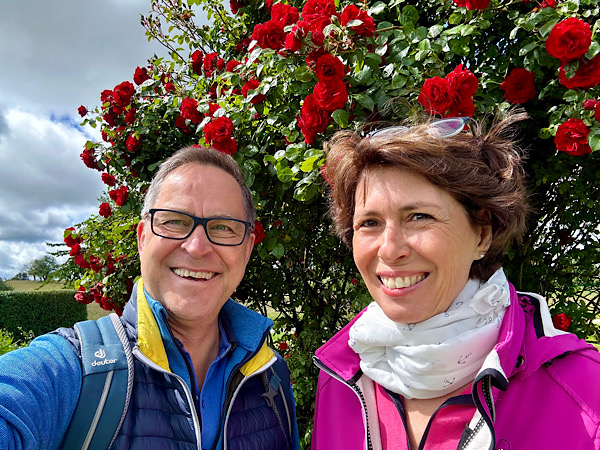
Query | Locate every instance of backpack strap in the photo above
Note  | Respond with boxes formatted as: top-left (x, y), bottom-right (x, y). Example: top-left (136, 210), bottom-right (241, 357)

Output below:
top-left (60, 313), bottom-right (134, 450)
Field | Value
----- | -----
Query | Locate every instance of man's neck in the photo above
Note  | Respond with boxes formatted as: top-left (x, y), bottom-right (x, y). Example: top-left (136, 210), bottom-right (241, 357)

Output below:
top-left (170, 317), bottom-right (221, 390)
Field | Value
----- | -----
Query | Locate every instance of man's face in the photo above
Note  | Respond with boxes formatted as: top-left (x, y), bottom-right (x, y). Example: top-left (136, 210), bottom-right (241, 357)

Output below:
top-left (137, 163), bottom-right (255, 326)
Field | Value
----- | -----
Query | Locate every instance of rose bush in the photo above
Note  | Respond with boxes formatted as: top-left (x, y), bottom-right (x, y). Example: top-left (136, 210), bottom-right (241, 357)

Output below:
top-left (61, 0), bottom-right (600, 444)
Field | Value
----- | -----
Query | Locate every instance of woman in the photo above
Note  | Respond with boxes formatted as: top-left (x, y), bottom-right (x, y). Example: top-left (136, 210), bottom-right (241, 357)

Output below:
top-left (312, 113), bottom-right (600, 449)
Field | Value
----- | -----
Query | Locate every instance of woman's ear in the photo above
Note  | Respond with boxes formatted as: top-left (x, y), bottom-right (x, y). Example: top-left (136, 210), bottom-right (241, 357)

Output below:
top-left (474, 209), bottom-right (493, 255)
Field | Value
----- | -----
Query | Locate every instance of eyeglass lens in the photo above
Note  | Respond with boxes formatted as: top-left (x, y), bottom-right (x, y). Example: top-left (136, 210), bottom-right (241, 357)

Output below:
top-left (151, 210), bottom-right (247, 245)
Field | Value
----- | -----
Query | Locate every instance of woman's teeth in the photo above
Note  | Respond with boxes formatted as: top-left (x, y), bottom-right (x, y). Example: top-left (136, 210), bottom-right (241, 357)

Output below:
top-left (380, 274), bottom-right (426, 289)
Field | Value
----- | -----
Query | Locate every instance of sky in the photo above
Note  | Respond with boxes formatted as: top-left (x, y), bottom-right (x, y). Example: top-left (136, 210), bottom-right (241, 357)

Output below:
top-left (0, 0), bottom-right (197, 279)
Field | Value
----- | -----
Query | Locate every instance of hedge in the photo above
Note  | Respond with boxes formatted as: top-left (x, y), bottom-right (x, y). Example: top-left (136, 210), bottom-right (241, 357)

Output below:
top-left (0, 290), bottom-right (86, 340)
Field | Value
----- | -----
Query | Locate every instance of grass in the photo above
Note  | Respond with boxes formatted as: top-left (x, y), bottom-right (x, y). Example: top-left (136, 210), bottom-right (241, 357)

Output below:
top-left (5, 280), bottom-right (110, 321)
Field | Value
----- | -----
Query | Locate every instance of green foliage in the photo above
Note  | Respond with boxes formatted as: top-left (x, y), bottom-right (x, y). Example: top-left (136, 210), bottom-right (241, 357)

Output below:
top-left (0, 328), bottom-right (34, 356)
top-left (0, 279), bottom-right (13, 292)
top-left (65, 0), bottom-right (600, 441)
top-left (0, 290), bottom-right (85, 341)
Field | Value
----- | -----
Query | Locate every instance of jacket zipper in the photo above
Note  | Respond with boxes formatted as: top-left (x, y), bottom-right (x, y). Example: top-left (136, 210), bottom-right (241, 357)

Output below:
top-left (133, 347), bottom-right (202, 449)
top-left (222, 355), bottom-right (279, 450)
top-left (313, 356), bottom-right (373, 450)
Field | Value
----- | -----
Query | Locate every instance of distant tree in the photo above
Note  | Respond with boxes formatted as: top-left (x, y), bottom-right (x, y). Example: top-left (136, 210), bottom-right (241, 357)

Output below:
top-left (11, 273), bottom-right (29, 281)
top-left (27, 256), bottom-right (59, 282)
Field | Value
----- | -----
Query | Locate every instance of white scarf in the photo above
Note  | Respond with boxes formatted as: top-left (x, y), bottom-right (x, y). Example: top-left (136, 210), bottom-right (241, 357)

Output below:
top-left (348, 269), bottom-right (510, 400)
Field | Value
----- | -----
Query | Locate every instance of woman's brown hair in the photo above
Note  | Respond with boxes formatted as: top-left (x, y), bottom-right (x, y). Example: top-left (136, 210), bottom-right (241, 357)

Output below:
top-left (323, 111), bottom-right (531, 281)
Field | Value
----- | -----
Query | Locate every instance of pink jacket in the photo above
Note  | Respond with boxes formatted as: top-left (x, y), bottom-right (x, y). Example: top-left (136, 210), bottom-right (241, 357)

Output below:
top-left (312, 285), bottom-right (600, 449)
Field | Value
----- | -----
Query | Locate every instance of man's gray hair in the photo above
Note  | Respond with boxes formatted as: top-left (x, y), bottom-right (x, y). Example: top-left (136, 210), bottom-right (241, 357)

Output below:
top-left (141, 146), bottom-right (256, 223)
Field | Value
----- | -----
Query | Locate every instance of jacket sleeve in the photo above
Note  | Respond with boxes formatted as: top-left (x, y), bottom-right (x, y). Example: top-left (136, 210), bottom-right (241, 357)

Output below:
top-left (0, 333), bottom-right (82, 450)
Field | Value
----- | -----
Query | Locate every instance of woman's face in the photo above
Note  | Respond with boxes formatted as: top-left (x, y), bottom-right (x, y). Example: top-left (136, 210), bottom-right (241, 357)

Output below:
top-left (352, 166), bottom-right (491, 324)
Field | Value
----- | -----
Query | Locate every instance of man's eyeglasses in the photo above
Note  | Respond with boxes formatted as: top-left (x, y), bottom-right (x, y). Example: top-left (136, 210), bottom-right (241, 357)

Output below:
top-left (148, 209), bottom-right (252, 246)
top-left (367, 116), bottom-right (470, 140)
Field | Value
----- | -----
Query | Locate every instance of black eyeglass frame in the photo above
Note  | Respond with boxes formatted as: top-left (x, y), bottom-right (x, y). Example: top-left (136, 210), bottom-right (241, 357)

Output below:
top-left (148, 208), bottom-right (253, 246)
top-left (366, 116), bottom-right (471, 140)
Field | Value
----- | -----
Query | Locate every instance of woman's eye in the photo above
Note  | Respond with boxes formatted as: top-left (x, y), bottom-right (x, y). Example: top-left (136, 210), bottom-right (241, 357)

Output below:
top-left (411, 213), bottom-right (433, 221)
top-left (357, 219), bottom-right (379, 228)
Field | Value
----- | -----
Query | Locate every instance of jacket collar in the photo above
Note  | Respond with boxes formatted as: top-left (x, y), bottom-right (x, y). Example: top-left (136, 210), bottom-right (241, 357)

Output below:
top-left (121, 279), bottom-right (275, 373)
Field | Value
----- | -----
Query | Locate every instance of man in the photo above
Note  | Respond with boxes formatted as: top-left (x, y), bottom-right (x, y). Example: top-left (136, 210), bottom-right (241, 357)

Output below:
top-left (0, 146), bottom-right (300, 449)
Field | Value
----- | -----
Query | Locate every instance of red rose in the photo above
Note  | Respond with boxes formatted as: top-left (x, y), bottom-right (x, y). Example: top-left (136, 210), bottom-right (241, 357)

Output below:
top-left (109, 186), bottom-right (129, 207)
top-left (554, 118), bottom-right (592, 156)
top-left (99, 202), bottom-right (112, 218)
top-left (447, 64), bottom-right (478, 102)
top-left (163, 81), bottom-right (175, 93)
top-left (298, 94), bottom-right (330, 145)
top-left (271, 3), bottom-right (299, 27)
top-left (500, 68), bottom-right (536, 104)
top-left (302, 0), bottom-right (337, 20)
top-left (204, 117), bottom-right (238, 155)
top-left (252, 20), bottom-right (287, 50)
top-left (596, 103), bottom-right (600, 122)
top-left (253, 220), bottom-right (265, 245)
top-left (126, 133), bottom-right (142, 153)
top-left (340, 5), bottom-right (375, 37)
top-left (351, 278), bottom-right (358, 285)
top-left (230, 0), bottom-right (243, 14)
top-left (69, 243), bottom-right (81, 256)
top-left (73, 254), bottom-right (90, 269)
top-left (203, 53), bottom-right (225, 77)
top-left (180, 97), bottom-right (203, 124)
top-left (418, 77), bottom-right (453, 115)
top-left (113, 81), bottom-right (135, 108)
top-left (546, 17), bottom-right (592, 64)
top-left (452, 0), bottom-right (491, 9)
top-left (583, 99), bottom-right (598, 110)
top-left (64, 227), bottom-right (82, 247)
top-left (175, 115), bottom-right (191, 133)
top-left (78, 105), bottom-right (87, 117)
top-left (558, 54), bottom-right (600, 90)
top-left (242, 79), bottom-right (266, 104)
top-left (314, 54), bottom-right (345, 83)
top-left (101, 173), bottom-right (116, 186)
top-left (313, 78), bottom-right (348, 112)
top-left (191, 50), bottom-right (204, 75)
top-left (80, 148), bottom-right (100, 170)
top-left (124, 108), bottom-right (136, 125)
top-left (278, 342), bottom-right (288, 351)
top-left (75, 286), bottom-right (95, 305)
top-left (284, 26), bottom-right (304, 52)
top-left (226, 60), bottom-right (241, 72)
top-left (207, 103), bottom-right (221, 117)
top-left (541, 0), bottom-right (557, 7)
top-left (552, 312), bottom-right (572, 331)
top-left (133, 66), bottom-right (151, 85)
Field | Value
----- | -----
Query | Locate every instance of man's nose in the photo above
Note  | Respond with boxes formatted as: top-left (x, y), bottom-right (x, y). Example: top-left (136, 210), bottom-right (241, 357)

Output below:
top-left (181, 224), bottom-right (214, 256)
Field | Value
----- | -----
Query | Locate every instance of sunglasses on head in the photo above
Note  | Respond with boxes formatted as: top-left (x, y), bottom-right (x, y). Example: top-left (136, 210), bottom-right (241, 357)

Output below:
top-left (366, 116), bottom-right (471, 140)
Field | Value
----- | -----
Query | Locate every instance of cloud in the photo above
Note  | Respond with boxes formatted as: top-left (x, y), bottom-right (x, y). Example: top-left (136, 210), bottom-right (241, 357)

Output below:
top-left (0, 110), bottom-right (104, 278)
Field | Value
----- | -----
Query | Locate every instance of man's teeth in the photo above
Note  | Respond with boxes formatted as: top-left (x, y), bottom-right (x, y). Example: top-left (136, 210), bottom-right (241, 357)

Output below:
top-left (174, 268), bottom-right (215, 280)
top-left (381, 274), bottom-right (426, 289)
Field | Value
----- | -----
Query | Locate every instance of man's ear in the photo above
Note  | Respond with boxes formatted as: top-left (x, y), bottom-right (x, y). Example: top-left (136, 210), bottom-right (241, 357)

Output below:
top-left (137, 220), bottom-right (147, 254)
top-left (244, 232), bottom-right (256, 265)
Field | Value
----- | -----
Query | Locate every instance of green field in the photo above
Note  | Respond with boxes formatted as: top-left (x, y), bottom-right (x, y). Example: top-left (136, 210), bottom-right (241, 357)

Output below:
top-left (5, 280), bottom-right (110, 321)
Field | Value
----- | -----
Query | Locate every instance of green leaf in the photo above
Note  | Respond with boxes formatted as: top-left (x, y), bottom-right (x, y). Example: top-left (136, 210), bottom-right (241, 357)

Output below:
top-left (354, 66), bottom-right (373, 84)
top-left (294, 66), bottom-right (314, 82)
top-left (589, 128), bottom-right (600, 151)
top-left (355, 94), bottom-right (375, 111)
top-left (300, 156), bottom-right (321, 172)
top-left (539, 19), bottom-right (559, 38)
top-left (271, 243), bottom-right (285, 259)
top-left (332, 109), bottom-right (349, 127)
top-left (585, 41), bottom-right (600, 59)
top-left (368, 1), bottom-right (386, 15)
top-left (400, 5), bottom-right (419, 27)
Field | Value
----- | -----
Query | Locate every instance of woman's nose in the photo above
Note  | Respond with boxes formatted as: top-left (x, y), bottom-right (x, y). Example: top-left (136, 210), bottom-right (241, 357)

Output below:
top-left (377, 225), bottom-right (410, 262)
